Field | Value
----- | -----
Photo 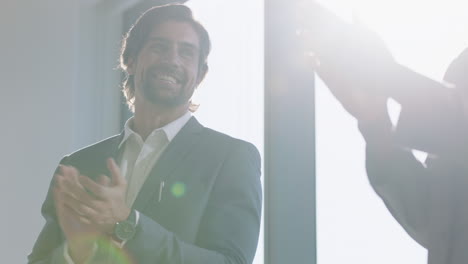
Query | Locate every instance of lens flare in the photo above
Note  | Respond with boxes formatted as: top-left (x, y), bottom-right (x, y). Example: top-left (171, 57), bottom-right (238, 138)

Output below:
top-left (71, 234), bottom-right (134, 264)
top-left (171, 182), bottom-right (186, 198)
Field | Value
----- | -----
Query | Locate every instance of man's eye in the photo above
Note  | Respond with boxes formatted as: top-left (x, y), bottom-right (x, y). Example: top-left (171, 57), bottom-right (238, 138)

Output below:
top-left (180, 48), bottom-right (196, 59)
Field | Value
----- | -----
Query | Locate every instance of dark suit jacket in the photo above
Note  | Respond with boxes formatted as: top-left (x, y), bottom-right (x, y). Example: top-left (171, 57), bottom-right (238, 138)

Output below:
top-left (394, 86), bottom-right (468, 160)
top-left (361, 113), bottom-right (468, 264)
top-left (28, 117), bottom-right (262, 264)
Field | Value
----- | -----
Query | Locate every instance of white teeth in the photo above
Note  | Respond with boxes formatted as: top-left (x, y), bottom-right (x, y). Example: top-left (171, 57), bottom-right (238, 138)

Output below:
top-left (157, 75), bottom-right (177, 84)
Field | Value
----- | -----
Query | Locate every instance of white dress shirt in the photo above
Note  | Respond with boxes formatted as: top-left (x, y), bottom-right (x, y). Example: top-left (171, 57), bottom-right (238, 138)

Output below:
top-left (119, 111), bottom-right (192, 207)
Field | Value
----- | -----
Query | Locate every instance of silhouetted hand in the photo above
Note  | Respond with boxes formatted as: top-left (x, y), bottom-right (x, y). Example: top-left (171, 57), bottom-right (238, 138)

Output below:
top-left (296, 1), bottom-right (398, 101)
top-left (316, 61), bottom-right (389, 123)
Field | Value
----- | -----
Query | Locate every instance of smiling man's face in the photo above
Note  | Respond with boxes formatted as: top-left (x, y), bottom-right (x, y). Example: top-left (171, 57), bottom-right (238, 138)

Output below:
top-left (129, 20), bottom-right (204, 108)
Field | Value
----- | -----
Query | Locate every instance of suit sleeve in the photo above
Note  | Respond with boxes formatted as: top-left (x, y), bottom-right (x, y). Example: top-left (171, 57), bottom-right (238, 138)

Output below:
top-left (359, 117), bottom-right (431, 249)
top-left (122, 142), bottom-right (262, 264)
top-left (394, 87), bottom-right (468, 158)
top-left (27, 157), bottom-right (72, 264)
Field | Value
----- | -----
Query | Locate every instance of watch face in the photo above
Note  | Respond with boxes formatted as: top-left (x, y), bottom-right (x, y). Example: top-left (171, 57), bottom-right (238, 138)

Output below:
top-left (115, 220), bottom-right (136, 241)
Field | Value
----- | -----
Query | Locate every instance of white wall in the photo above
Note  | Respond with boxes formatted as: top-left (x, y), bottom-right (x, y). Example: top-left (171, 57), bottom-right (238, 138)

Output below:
top-left (1, 0), bottom-right (121, 262)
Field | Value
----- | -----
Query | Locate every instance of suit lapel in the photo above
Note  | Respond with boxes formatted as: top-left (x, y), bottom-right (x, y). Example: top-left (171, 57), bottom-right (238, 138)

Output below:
top-left (132, 117), bottom-right (204, 212)
top-left (78, 131), bottom-right (124, 180)
top-left (107, 131), bottom-right (125, 161)
top-left (99, 132), bottom-right (125, 179)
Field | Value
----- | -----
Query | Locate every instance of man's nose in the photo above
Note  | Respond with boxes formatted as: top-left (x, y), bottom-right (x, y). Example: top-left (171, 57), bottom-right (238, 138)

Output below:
top-left (162, 46), bottom-right (180, 65)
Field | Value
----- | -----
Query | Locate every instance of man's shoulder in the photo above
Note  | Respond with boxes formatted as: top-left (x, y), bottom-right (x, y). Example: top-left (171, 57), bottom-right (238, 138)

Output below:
top-left (198, 127), bottom-right (261, 178)
top-left (199, 127), bottom-right (259, 157)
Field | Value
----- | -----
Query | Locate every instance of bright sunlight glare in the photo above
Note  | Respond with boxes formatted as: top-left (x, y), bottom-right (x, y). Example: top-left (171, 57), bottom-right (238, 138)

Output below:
top-left (316, 0), bottom-right (468, 263)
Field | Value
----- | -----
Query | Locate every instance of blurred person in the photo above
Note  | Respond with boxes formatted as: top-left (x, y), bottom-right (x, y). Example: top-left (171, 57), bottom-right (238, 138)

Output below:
top-left (297, 2), bottom-right (468, 263)
top-left (28, 4), bottom-right (262, 264)
top-left (357, 48), bottom-right (468, 264)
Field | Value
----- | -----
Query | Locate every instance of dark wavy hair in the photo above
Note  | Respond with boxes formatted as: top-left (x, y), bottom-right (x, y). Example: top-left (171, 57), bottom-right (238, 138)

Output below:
top-left (119, 4), bottom-right (211, 112)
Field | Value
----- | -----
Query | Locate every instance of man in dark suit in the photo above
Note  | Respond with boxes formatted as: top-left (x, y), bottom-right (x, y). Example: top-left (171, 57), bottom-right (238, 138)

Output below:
top-left (28, 4), bottom-right (262, 264)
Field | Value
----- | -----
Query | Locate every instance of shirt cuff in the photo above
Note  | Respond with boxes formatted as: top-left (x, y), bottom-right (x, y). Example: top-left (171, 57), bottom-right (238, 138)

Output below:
top-left (63, 241), bottom-right (98, 264)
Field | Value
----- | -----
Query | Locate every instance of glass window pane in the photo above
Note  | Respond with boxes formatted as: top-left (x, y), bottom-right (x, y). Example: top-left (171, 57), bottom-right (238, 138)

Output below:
top-left (186, 2), bottom-right (265, 264)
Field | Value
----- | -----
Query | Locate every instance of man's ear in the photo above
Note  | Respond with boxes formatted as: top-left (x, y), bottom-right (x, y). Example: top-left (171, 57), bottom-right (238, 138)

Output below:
top-left (196, 64), bottom-right (209, 85)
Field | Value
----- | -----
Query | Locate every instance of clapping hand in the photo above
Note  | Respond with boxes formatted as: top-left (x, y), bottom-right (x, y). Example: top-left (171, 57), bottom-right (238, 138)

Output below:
top-left (54, 158), bottom-right (130, 262)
